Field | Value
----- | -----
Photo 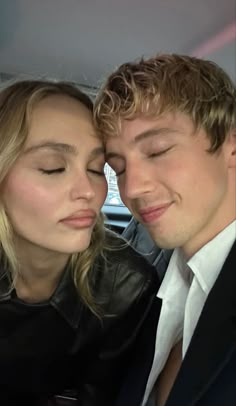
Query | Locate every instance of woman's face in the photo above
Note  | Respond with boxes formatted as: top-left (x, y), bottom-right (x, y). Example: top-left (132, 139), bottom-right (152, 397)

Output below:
top-left (2, 95), bottom-right (108, 256)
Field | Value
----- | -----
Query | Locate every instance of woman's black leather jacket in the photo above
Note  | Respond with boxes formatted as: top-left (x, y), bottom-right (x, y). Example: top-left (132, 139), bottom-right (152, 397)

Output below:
top-left (0, 229), bottom-right (159, 406)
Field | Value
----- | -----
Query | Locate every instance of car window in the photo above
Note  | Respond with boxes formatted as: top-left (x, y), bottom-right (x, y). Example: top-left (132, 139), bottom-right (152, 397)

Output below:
top-left (104, 164), bottom-right (124, 206)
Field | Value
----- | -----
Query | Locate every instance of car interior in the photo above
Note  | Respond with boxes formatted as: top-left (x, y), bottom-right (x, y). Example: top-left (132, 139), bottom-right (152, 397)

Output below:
top-left (0, 2), bottom-right (235, 404)
top-left (0, 0), bottom-right (235, 237)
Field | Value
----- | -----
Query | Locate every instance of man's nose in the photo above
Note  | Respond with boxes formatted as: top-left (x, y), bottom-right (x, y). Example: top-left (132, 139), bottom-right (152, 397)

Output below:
top-left (123, 162), bottom-right (154, 200)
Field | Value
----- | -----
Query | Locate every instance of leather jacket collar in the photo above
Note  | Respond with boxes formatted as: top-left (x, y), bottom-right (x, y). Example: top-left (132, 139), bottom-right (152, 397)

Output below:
top-left (0, 262), bottom-right (83, 330)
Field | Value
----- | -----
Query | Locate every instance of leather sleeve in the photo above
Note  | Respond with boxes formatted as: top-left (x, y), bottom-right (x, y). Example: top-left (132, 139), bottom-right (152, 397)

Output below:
top-left (78, 244), bottom-right (160, 406)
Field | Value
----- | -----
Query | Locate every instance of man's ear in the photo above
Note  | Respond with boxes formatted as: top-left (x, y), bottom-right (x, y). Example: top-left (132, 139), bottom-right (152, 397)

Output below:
top-left (227, 129), bottom-right (236, 168)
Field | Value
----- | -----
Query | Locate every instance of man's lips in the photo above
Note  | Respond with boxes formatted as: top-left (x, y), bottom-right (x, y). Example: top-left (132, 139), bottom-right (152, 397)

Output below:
top-left (138, 203), bottom-right (172, 223)
top-left (60, 210), bottom-right (97, 229)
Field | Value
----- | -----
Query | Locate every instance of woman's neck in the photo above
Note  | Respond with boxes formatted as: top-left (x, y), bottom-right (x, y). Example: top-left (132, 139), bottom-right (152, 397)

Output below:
top-left (14, 238), bottom-right (70, 303)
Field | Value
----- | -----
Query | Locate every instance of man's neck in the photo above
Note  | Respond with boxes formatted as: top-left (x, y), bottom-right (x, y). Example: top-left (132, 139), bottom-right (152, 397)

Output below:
top-left (182, 174), bottom-right (236, 259)
top-left (183, 217), bottom-right (235, 260)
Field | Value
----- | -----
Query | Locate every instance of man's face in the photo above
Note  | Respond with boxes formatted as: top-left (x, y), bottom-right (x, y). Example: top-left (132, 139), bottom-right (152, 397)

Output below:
top-left (106, 112), bottom-right (234, 257)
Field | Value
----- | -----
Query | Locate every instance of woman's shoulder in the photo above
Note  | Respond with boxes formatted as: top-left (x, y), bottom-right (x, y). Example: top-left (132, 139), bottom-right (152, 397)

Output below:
top-left (105, 228), bottom-right (157, 277)
top-left (92, 228), bottom-right (159, 315)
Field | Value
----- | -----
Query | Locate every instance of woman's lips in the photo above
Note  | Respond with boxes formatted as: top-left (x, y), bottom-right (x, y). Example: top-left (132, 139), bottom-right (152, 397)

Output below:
top-left (60, 210), bottom-right (96, 229)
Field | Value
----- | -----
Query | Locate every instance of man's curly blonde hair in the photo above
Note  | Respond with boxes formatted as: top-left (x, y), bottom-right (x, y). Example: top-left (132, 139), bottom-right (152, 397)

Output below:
top-left (94, 54), bottom-right (236, 152)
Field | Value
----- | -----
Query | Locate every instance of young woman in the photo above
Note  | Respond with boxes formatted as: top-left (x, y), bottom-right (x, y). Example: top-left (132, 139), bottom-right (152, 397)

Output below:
top-left (0, 80), bottom-right (158, 406)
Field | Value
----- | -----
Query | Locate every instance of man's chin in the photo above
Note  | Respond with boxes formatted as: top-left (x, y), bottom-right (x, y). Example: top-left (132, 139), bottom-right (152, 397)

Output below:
top-left (148, 231), bottom-right (179, 250)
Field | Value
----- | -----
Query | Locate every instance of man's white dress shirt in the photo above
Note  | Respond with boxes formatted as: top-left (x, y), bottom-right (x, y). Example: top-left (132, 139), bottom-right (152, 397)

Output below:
top-left (142, 220), bottom-right (236, 405)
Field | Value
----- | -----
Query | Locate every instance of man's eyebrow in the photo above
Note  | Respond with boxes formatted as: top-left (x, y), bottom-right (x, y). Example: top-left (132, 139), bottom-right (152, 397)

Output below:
top-left (134, 127), bottom-right (179, 142)
top-left (105, 127), bottom-right (178, 160)
top-left (23, 141), bottom-right (77, 155)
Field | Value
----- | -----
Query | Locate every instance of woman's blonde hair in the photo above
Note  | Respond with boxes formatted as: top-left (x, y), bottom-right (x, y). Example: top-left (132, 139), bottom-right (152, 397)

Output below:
top-left (94, 54), bottom-right (236, 152)
top-left (0, 79), bottom-right (105, 313)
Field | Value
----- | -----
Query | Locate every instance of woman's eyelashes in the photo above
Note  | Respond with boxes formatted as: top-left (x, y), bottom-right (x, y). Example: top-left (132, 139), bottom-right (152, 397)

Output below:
top-left (87, 167), bottom-right (105, 176)
top-left (87, 157), bottom-right (106, 177)
top-left (88, 160), bottom-right (106, 176)
top-left (37, 151), bottom-right (106, 176)
top-left (39, 167), bottom-right (65, 175)
top-left (39, 167), bottom-right (105, 176)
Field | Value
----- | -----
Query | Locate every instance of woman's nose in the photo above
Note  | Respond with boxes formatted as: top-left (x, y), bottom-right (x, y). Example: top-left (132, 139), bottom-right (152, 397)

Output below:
top-left (70, 173), bottom-right (96, 201)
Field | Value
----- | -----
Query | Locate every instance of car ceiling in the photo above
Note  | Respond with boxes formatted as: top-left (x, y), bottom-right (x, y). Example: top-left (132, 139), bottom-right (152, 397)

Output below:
top-left (0, 0), bottom-right (235, 94)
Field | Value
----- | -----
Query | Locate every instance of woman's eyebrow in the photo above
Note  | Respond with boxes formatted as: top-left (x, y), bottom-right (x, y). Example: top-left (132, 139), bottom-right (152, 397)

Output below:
top-left (89, 146), bottom-right (105, 160)
top-left (23, 141), bottom-right (77, 155)
top-left (24, 142), bottom-right (105, 159)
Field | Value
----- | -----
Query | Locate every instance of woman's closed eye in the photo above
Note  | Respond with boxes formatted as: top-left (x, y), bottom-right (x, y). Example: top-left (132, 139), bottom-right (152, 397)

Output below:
top-left (87, 167), bottom-right (105, 176)
top-left (39, 167), bottom-right (65, 175)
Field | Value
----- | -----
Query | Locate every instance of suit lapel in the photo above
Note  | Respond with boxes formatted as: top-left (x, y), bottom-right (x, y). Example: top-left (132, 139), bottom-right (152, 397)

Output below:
top-left (115, 297), bottom-right (162, 406)
top-left (166, 241), bottom-right (236, 406)
top-left (115, 250), bottom-right (170, 406)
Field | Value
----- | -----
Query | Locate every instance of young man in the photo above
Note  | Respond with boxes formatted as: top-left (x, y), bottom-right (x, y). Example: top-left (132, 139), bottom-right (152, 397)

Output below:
top-left (94, 54), bottom-right (236, 406)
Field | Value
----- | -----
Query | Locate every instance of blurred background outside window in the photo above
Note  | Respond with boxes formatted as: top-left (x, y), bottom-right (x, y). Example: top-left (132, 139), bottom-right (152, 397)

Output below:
top-left (104, 164), bottom-right (124, 206)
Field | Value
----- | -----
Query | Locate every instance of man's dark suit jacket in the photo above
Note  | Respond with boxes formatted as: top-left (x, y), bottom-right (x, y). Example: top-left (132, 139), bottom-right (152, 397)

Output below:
top-left (116, 240), bottom-right (236, 406)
